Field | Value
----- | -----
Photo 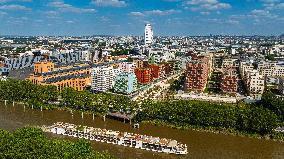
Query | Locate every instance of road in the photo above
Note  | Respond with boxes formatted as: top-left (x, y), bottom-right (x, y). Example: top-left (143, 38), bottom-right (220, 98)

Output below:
top-left (131, 71), bottom-right (183, 101)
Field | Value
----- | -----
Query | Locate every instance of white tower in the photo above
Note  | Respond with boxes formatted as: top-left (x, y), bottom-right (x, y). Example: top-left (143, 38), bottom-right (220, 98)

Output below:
top-left (144, 24), bottom-right (153, 45)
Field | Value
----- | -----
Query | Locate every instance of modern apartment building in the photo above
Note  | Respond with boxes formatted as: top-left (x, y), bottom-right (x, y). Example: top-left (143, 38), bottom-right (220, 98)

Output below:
top-left (258, 61), bottom-right (284, 77)
top-left (91, 65), bottom-right (120, 92)
top-left (113, 72), bottom-right (138, 94)
top-left (184, 56), bottom-right (209, 92)
top-left (0, 63), bottom-right (9, 76)
top-left (240, 61), bottom-right (254, 78)
top-left (245, 70), bottom-right (265, 98)
top-left (149, 64), bottom-right (165, 79)
top-left (118, 62), bottom-right (136, 73)
top-left (222, 58), bottom-right (239, 69)
top-left (220, 68), bottom-right (238, 93)
top-left (28, 61), bottom-right (91, 91)
top-left (133, 59), bottom-right (148, 69)
top-left (134, 68), bottom-right (152, 84)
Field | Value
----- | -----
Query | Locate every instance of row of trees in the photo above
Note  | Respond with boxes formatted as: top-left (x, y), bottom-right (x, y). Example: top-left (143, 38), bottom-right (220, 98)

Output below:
top-left (0, 127), bottom-right (115, 158)
top-left (0, 79), bottom-right (282, 136)
top-left (136, 100), bottom-right (279, 135)
top-left (261, 91), bottom-right (284, 122)
top-left (0, 79), bottom-right (138, 114)
top-left (0, 79), bottom-right (58, 109)
top-left (61, 87), bottom-right (138, 114)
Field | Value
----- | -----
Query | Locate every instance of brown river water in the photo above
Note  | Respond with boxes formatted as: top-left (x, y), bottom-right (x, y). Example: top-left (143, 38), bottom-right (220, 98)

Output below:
top-left (0, 103), bottom-right (284, 159)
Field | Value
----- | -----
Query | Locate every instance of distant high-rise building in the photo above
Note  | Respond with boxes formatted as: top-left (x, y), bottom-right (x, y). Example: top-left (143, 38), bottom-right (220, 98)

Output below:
top-left (144, 24), bottom-right (153, 45)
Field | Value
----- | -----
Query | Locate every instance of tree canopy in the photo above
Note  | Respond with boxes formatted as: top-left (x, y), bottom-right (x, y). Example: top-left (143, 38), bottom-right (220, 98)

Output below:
top-left (0, 127), bottom-right (115, 159)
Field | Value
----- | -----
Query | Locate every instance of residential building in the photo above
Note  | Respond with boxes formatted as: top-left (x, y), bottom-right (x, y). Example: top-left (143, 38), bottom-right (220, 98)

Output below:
top-left (222, 58), bottom-right (239, 69)
top-left (0, 63), bottom-right (9, 76)
top-left (220, 68), bottom-right (238, 93)
top-left (34, 61), bottom-right (54, 74)
top-left (114, 72), bottom-right (138, 94)
top-left (133, 59), bottom-right (148, 68)
top-left (118, 62), bottom-right (136, 73)
top-left (91, 65), bottom-right (117, 92)
top-left (245, 70), bottom-right (265, 98)
top-left (240, 61), bottom-right (254, 78)
top-left (28, 61), bottom-right (91, 91)
top-left (149, 64), bottom-right (165, 79)
top-left (163, 62), bottom-right (174, 75)
top-left (135, 68), bottom-right (152, 84)
top-left (258, 61), bottom-right (284, 77)
top-left (184, 56), bottom-right (209, 92)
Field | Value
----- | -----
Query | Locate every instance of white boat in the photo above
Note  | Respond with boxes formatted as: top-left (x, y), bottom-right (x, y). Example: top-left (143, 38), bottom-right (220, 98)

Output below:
top-left (42, 122), bottom-right (188, 155)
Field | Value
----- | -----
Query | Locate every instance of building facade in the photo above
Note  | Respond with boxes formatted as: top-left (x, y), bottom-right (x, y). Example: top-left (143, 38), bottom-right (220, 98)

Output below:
top-left (118, 62), bottom-right (136, 73)
top-left (28, 61), bottom-right (91, 91)
top-left (258, 61), bottom-right (284, 77)
top-left (220, 68), bottom-right (238, 93)
top-left (184, 56), bottom-right (209, 92)
top-left (149, 64), bottom-right (165, 79)
top-left (144, 24), bottom-right (153, 45)
top-left (114, 72), bottom-right (138, 94)
top-left (91, 66), bottom-right (116, 92)
top-left (134, 68), bottom-right (152, 84)
top-left (245, 70), bottom-right (265, 98)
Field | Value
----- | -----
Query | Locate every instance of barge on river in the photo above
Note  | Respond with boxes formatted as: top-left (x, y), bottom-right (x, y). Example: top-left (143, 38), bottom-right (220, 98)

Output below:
top-left (42, 122), bottom-right (188, 155)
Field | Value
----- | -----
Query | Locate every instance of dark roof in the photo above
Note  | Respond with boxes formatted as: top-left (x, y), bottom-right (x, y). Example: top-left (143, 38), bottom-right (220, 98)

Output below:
top-left (41, 65), bottom-right (90, 76)
top-left (44, 73), bottom-right (89, 84)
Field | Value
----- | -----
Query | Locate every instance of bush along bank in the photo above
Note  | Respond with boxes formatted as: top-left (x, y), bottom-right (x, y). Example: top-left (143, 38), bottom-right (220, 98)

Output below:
top-left (0, 127), bottom-right (116, 159)
top-left (135, 100), bottom-right (283, 140)
top-left (0, 79), bottom-right (138, 115)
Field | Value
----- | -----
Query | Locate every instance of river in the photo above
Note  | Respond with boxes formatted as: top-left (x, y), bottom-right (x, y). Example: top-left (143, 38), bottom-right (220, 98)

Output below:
top-left (0, 103), bottom-right (284, 159)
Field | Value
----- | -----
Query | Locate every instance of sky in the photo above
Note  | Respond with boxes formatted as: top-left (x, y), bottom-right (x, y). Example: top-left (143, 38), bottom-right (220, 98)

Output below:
top-left (0, 0), bottom-right (283, 36)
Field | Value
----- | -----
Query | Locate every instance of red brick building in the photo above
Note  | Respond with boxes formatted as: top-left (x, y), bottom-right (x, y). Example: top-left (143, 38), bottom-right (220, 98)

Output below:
top-left (149, 64), bottom-right (166, 79)
top-left (163, 62), bottom-right (174, 75)
top-left (220, 68), bottom-right (238, 93)
top-left (134, 68), bottom-right (152, 84)
top-left (184, 56), bottom-right (209, 92)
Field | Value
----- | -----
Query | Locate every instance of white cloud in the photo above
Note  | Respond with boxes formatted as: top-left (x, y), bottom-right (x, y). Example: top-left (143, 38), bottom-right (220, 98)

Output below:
top-left (162, 0), bottom-right (181, 2)
top-left (92, 0), bottom-right (126, 7)
top-left (200, 11), bottom-right (210, 15)
top-left (260, 0), bottom-right (284, 10)
top-left (130, 9), bottom-right (180, 17)
top-left (185, 0), bottom-right (231, 11)
top-left (0, 10), bottom-right (7, 15)
top-left (206, 18), bottom-right (239, 25)
top-left (44, 10), bottom-right (59, 18)
top-left (0, 0), bottom-right (32, 3)
top-left (250, 9), bottom-right (278, 19)
top-left (145, 9), bottom-right (180, 16)
top-left (129, 11), bottom-right (145, 16)
top-left (66, 20), bottom-right (74, 23)
top-left (264, 2), bottom-right (284, 10)
top-left (49, 0), bottom-right (96, 13)
top-left (0, 4), bottom-right (30, 10)
top-left (260, 0), bottom-right (280, 3)
top-left (187, 0), bottom-right (218, 5)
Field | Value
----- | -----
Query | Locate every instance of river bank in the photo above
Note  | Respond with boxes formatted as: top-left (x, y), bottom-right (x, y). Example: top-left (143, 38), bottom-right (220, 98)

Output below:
top-left (142, 120), bottom-right (284, 142)
top-left (2, 99), bottom-right (284, 143)
top-left (1, 102), bottom-right (284, 159)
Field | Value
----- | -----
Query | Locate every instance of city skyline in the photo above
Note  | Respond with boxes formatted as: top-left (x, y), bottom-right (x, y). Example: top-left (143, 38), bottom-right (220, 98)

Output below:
top-left (0, 0), bottom-right (283, 36)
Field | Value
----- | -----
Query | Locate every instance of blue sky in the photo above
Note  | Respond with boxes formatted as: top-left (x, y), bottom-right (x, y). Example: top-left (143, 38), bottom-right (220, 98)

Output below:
top-left (0, 0), bottom-right (283, 36)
